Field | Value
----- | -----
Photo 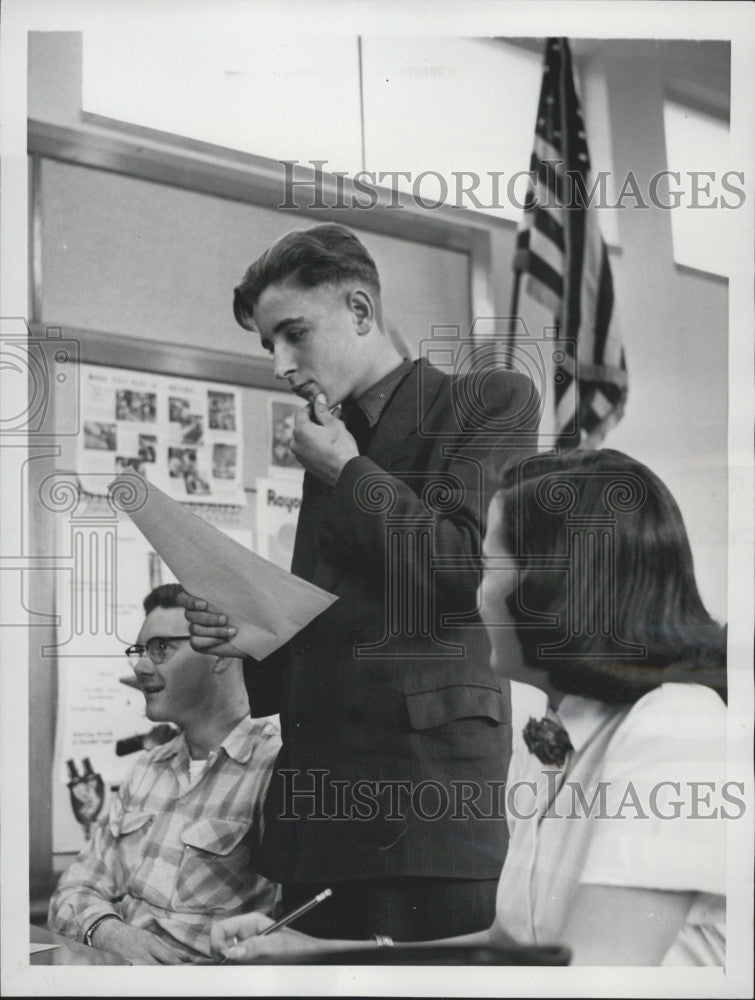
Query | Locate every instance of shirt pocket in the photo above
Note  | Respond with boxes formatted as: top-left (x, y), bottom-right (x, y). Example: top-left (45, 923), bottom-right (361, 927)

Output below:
top-left (108, 810), bottom-right (155, 877)
top-left (172, 817), bottom-right (253, 913)
top-left (404, 683), bottom-right (507, 730)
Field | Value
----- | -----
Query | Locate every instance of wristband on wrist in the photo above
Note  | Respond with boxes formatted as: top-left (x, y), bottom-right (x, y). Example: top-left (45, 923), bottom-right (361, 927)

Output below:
top-left (372, 934), bottom-right (394, 948)
top-left (84, 913), bottom-right (123, 947)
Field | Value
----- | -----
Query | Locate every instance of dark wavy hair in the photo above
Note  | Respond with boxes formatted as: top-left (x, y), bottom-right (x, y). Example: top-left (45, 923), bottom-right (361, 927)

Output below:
top-left (495, 449), bottom-right (726, 704)
top-left (143, 583), bottom-right (184, 615)
top-left (233, 224), bottom-right (383, 330)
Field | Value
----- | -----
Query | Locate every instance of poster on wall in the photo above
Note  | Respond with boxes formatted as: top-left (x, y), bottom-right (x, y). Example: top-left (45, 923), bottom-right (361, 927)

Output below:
top-left (255, 475), bottom-right (303, 572)
top-left (78, 364), bottom-right (246, 505)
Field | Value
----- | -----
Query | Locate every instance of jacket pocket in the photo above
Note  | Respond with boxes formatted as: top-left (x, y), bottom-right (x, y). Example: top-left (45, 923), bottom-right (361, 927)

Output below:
top-left (172, 818), bottom-right (254, 913)
top-left (404, 683), bottom-right (507, 730)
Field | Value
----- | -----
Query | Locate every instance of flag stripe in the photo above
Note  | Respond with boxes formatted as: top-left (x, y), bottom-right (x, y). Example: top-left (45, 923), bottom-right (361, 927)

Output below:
top-left (525, 273), bottom-right (562, 318)
top-left (527, 227), bottom-right (565, 281)
top-left (559, 354), bottom-right (628, 388)
top-left (532, 139), bottom-right (565, 172)
top-left (531, 207), bottom-right (565, 252)
top-left (527, 254), bottom-right (564, 300)
top-left (593, 243), bottom-right (614, 364)
top-left (531, 154), bottom-right (564, 201)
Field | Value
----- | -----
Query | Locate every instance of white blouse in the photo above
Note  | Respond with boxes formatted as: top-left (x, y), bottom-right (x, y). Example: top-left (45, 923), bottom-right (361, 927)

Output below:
top-left (496, 683), bottom-right (727, 965)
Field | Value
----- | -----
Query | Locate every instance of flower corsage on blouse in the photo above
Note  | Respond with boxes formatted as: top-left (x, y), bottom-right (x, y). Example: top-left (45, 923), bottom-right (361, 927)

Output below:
top-left (522, 715), bottom-right (574, 766)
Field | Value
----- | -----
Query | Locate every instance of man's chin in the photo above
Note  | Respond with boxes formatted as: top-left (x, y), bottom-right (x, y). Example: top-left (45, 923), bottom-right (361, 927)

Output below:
top-left (300, 386), bottom-right (327, 405)
top-left (144, 703), bottom-right (167, 724)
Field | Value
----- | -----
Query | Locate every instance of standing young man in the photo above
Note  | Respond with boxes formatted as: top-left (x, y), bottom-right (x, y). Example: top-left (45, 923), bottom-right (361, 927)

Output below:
top-left (182, 225), bottom-right (540, 941)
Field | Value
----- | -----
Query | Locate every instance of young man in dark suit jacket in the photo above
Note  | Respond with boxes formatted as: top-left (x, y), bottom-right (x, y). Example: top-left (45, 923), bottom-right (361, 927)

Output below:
top-left (181, 224), bottom-right (540, 942)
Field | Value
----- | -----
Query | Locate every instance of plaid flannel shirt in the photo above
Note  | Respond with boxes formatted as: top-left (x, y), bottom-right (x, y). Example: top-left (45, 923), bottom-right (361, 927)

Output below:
top-left (48, 715), bottom-right (281, 961)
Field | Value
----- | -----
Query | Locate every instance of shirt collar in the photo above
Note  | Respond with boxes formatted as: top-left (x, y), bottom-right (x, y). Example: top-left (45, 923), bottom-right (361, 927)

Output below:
top-left (151, 730), bottom-right (187, 762)
top-left (219, 715), bottom-right (259, 764)
top-left (150, 715), bottom-right (256, 765)
top-left (349, 358), bottom-right (413, 427)
top-left (550, 695), bottom-right (621, 755)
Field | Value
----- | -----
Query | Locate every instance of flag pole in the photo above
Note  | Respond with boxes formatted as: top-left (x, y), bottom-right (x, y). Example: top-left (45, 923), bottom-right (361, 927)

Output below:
top-left (505, 274), bottom-right (520, 369)
top-left (506, 249), bottom-right (529, 368)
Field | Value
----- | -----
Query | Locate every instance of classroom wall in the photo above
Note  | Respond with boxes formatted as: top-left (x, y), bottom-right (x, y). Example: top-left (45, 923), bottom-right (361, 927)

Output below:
top-left (26, 31), bottom-right (729, 891)
top-left (590, 42), bottom-right (728, 624)
top-left (38, 158), bottom-right (471, 360)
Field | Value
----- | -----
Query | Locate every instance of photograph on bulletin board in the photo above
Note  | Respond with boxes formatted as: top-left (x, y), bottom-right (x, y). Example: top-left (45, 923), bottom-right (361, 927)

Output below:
top-left (267, 392), bottom-right (306, 478)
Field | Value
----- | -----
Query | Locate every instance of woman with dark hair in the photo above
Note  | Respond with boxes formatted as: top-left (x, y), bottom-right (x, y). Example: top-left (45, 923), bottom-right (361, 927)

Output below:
top-left (475, 448), bottom-right (727, 966)
top-left (209, 449), bottom-right (728, 966)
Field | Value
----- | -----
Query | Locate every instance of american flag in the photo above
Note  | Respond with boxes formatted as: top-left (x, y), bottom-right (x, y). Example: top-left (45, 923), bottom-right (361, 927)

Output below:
top-left (515, 37), bottom-right (628, 448)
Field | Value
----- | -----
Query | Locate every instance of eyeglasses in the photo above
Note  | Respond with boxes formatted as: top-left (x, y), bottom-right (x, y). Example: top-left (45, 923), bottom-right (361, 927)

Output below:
top-left (125, 636), bottom-right (193, 666)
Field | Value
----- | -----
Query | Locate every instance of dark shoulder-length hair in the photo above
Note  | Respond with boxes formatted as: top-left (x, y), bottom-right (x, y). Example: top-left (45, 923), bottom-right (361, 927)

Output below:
top-left (496, 448), bottom-right (727, 704)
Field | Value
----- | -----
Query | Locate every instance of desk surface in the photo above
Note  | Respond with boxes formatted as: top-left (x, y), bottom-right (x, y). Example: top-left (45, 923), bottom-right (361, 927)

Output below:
top-left (30, 924), bottom-right (131, 966)
top-left (29, 925), bottom-right (570, 967)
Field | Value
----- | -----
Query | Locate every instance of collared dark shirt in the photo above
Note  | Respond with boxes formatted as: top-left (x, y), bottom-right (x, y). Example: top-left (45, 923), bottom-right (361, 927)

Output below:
top-left (345, 357), bottom-right (414, 428)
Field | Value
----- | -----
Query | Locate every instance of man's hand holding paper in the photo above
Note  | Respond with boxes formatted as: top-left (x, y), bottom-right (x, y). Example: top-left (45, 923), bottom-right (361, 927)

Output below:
top-left (175, 591), bottom-right (242, 658)
top-left (110, 473), bottom-right (337, 661)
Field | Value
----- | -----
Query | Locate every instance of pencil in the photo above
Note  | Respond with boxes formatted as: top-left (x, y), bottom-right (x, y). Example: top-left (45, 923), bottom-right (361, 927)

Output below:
top-left (217, 888), bottom-right (333, 962)
top-left (259, 887), bottom-right (333, 936)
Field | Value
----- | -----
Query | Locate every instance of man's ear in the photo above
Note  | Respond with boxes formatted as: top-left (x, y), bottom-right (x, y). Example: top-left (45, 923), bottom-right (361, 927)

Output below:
top-left (348, 289), bottom-right (375, 334)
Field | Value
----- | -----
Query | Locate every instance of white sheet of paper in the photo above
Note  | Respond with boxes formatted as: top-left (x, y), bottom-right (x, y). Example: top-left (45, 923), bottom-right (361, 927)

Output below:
top-left (111, 475), bottom-right (337, 660)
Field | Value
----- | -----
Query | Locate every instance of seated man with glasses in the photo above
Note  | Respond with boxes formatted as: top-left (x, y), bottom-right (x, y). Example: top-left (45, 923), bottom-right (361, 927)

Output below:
top-left (48, 584), bottom-right (281, 964)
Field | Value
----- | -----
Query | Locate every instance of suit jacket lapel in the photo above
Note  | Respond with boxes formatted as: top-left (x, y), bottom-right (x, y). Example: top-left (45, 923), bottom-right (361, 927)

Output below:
top-left (367, 358), bottom-right (445, 469)
top-left (311, 360), bottom-right (446, 594)
top-left (291, 471), bottom-right (329, 580)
